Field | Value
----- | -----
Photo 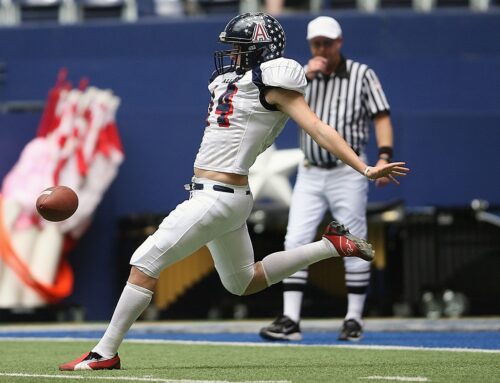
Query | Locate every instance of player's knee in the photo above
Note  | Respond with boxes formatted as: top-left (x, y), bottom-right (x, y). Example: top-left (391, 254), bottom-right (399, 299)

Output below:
top-left (130, 236), bottom-right (163, 279)
top-left (221, 282), bottom-right (245, 296)
top-left (219, 266), bottom-right (255, 296)
top-left (220, 279), bottom-right (246, 296)
top-left (242, 262), bottom-right (268, 295)
top-left (128, 267), bottom-right (158, 292)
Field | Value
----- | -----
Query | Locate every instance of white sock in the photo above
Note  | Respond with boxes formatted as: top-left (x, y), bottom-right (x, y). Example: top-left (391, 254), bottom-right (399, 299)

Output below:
top-left (92, 282), bottom-right (153, 358)
top-left (261, 239), bottom-right (337, 286)
top-left (283, 291), bottom-right (303, 323)
top-left (345, 293), bottom-right (366, 323)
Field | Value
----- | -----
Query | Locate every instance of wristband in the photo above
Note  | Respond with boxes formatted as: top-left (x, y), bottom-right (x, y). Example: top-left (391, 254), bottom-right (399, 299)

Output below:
top-left (364, 166), bottom-right (375, 182)
top-left (379, 154), bottom-right (391, 162)
top-left (378, 146), bottom-right (393, 162)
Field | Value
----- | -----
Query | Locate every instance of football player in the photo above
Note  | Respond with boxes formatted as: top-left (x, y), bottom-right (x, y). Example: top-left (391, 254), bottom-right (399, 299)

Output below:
top-left (59, 12), bottom-right (408, 371)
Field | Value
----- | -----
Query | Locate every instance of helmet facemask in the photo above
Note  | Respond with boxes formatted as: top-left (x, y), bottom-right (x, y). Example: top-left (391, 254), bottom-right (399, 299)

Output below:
top-left (214, 42), bottom-right (265, 75)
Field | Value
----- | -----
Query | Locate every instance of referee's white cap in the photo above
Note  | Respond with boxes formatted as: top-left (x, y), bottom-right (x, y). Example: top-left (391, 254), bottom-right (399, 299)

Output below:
top-left (307, 16), bottom-right (342, 40)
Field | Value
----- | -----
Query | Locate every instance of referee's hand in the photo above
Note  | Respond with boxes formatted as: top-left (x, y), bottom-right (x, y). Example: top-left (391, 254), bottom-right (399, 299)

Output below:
top-left (375, 158), bottom-right (392, 187)
top-left (364, 162), bottom-right (409, 185)
top-left (306, 57), bottom-right (328, 80)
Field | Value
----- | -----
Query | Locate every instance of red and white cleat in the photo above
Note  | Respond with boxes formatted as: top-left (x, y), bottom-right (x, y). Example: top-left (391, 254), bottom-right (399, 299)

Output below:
top-left (322, 221), bottom-right (374, 262)
top-left (59, 352), bottom-right (121, 371)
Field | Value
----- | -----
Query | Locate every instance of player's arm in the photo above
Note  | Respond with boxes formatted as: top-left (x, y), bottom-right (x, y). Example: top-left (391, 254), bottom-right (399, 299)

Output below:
top-left (373, 112), bottom-right (394, 187)
top-left (374, 113), bottom-right (393, 150)
top-left (267, 88), bottom-right (366, 173)
top-left (265, 87), bottom-right (409, 182)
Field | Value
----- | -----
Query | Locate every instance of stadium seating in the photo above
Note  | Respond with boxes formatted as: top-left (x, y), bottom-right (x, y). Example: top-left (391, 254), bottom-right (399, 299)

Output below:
top-left (1, 0), bottom-right (497, 26)
top-left (194, 0), bottom-right (239, 14)
top-left (74, 0), bottom-right (137, 21)
top-left (4, 0), bottom-right (63, 23)
top-left (1, 0), bottom-right (140, 24)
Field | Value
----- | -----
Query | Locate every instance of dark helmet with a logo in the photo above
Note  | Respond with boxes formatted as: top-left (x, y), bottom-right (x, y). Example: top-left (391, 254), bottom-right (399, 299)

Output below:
top-left (214, 12), bottom-right (286, 74)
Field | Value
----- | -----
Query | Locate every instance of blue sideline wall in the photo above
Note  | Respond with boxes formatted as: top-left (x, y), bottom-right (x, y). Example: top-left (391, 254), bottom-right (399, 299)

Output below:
top-left (0, 10), bottom-right (499, 319)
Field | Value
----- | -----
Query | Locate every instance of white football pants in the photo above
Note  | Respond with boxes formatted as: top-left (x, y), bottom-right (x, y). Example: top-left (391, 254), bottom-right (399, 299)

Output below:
top-left (130, 177), bottom-right (255, 296)
top-left (285, 162), bottom-right (369, 274)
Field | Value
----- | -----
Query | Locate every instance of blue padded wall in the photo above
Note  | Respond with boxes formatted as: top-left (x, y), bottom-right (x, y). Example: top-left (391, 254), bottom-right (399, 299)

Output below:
top-left (1, 10), bottom-right (499, 319)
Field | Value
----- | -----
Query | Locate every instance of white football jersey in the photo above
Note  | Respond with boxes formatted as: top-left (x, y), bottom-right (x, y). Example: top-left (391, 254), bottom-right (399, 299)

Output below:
top-left (194, 57), bottom-right (307, 175)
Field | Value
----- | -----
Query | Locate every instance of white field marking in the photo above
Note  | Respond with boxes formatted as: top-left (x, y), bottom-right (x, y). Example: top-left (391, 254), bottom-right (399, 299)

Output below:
top-left (0, 373), bottom-right (290, 383)
top-left (1, 336), bottom-right (499, 354)
top-left (360, 377), bottom-right (429, 382)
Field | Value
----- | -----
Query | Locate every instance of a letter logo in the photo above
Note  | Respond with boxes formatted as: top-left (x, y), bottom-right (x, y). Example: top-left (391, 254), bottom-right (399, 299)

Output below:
top-left (252, 22), bottom-right (271, 43)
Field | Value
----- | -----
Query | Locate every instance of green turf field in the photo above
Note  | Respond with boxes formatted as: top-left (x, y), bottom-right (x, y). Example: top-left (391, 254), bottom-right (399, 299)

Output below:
top-left (1, 340), bottom-right (499, 383)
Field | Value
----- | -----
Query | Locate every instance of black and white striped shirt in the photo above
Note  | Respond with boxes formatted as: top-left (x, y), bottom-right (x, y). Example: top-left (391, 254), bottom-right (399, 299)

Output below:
top-left (301, 56), bottom-right (390, 168)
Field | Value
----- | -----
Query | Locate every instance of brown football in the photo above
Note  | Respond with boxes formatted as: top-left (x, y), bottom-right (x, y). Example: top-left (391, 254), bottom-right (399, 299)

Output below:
top-left (36, 186), bottom-right (79, 222)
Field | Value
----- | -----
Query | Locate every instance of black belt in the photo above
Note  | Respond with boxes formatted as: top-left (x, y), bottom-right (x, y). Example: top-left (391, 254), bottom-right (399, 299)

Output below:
top-left (304, 159), bottom-right (340, 169)
top-left (185, 183), bottom-right (251, 195)
top-left (304, 150), bottom-right (359, 169)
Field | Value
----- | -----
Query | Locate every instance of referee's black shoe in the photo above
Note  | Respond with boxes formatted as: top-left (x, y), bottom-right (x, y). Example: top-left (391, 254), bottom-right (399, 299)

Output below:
top-left (338, 318), bottom-right (363, 341)
top-left (259, 315), bottom-right (303, 341)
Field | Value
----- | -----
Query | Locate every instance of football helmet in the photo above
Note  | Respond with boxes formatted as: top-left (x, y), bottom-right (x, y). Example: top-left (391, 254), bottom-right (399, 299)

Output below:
top-left (214, 12), bottom-right (286, 74)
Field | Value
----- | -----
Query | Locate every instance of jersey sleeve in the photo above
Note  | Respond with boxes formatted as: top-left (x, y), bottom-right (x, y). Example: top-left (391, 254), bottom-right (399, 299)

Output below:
top-left (261, 58), bottom-right (307, 95)
top-left (362, 68), bottom-right (391, 118)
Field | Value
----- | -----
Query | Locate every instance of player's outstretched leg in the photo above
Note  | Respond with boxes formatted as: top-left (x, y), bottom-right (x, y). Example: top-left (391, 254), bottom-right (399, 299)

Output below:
top-left (59, 352), bottom-right (121, 371)
top-left (322, 221), bottom-right (374, 262)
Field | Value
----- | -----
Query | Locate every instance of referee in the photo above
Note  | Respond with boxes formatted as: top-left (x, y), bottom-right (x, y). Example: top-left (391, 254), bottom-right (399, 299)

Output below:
top-left (260, 16), bottom-right (394, 342)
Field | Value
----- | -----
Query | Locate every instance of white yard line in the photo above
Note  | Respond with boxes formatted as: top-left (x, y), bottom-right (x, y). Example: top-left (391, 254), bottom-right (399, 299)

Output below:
top-left (0, 336), bottom-right (499, 353)
top-left (0, 373), bottom-right (290, 383)
top-left (360, 377), bottom-right (429, 382)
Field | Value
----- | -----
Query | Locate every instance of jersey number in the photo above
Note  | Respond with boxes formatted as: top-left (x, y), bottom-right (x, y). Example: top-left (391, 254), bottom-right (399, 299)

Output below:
top-left (215, 84), bottom-right (238, 127)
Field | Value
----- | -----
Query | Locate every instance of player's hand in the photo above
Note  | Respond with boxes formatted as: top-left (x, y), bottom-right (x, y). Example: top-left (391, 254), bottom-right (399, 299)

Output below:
top-left (374, 159), bottom-right (392, 187)
top-left (364, 162), bottom-right (409, 185)
top-left (306, 57), bottom-right (328, 80)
